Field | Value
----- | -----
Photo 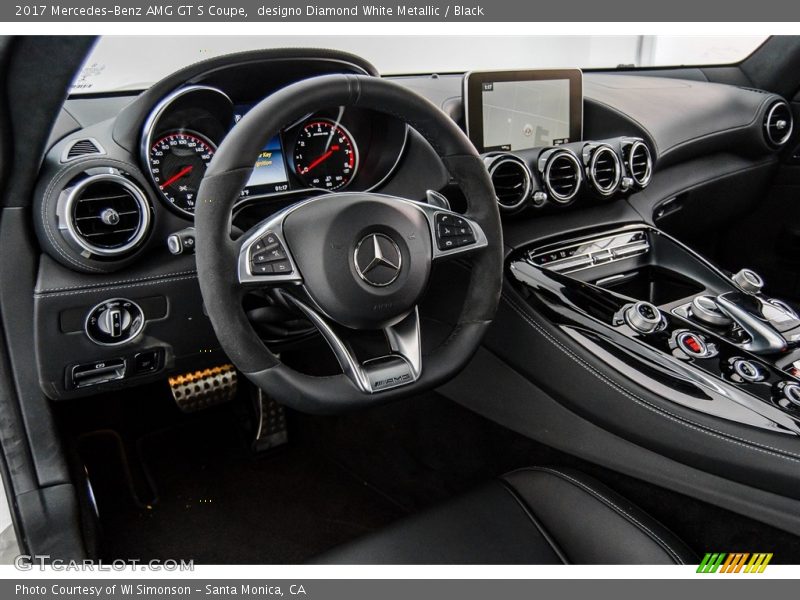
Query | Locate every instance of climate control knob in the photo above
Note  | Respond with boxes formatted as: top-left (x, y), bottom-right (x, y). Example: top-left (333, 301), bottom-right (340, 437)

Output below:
top-left (625, 301), bottom-right (663, 334)
top-left (732, 268), bottom-right (764, 294)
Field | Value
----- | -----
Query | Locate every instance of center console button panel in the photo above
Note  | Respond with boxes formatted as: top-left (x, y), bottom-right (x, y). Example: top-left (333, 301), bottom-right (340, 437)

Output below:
top-left (528, 230), bottom-right (649, 275)
top-left (509, 225), bottom-right (800, 435)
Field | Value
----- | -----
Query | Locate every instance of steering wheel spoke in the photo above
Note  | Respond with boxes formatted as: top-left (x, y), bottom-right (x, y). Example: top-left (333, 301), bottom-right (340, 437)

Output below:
top-left (281, 292), bottom-right (422, 394)
top-left (237, 213), bottom-right (303, 287)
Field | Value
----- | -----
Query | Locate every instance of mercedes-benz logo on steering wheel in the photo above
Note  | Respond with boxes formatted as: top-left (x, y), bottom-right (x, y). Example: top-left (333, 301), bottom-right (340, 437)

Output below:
top-left (354, 233), bottom-right (403, 287)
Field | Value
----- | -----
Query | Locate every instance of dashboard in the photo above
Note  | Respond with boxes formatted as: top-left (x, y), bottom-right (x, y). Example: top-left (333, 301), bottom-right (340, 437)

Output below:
top-left (29, 47), bottom-right (793, 401)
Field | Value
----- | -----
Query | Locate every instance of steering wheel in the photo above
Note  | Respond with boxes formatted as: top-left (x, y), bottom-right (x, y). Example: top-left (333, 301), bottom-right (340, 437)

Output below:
top-left (194, 74), bottom-right (503, 413)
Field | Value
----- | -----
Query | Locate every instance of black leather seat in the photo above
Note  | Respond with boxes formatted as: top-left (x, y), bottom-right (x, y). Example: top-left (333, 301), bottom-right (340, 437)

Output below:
top-left (317, 467), bottom-right (696, 564)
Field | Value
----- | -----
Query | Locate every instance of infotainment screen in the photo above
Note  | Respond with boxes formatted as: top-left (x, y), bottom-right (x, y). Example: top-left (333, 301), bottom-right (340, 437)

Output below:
top-left (233, 106), bottom-right (291, 197)
top-left (464, 69), bottom-right (583, 152)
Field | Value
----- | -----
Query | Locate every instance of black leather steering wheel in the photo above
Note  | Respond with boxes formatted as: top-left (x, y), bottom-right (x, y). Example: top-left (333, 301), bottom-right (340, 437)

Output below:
top-left (194, 74), bottom-right (503, 413)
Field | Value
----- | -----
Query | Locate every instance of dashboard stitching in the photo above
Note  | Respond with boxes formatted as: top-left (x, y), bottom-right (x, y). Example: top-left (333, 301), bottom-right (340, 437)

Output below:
top-left (34, 274), bottom-right (198, 298)
top-left (511, 467), bottom-right (685, 564)
top-left (37, 269), bottom-right (198, 293)
top-left (502, 293), bottom-right (800, 464)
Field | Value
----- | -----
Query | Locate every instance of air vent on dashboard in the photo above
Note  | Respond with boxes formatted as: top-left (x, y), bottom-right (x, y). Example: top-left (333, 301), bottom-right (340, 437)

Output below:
top-left (61, 173), bottom-right (151, 257)
top-left (588, 145), bottom-right (621, 196)
top-left (488, 156), bottom-right (532, 212)
top-left (62, 138), bottom-right (104, 162)
top-left (764, 100), bottom-right (793, 147)
top-left (627, 141), bottom-right (652, 188)
top-left (543, 150), bottom-right (582, 203)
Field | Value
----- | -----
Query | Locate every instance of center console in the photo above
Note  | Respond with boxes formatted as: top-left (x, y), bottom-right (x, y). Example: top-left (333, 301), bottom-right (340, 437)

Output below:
top-left (509, 225), bottom-right (800, 435)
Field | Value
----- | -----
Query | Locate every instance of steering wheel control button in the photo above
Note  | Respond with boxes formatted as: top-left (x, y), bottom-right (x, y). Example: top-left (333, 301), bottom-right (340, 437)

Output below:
top-left (624, 301), bottom-right (662, 334)
top-left (249, 232), bottom-right (292, 276)
top-left (354, 233), bottom-right (402, 287)
top-left (676, 331), bottom-right (715, 358)
top-left (732, 268), bottom-right (764, 294)
top-left (435, 213), bottom-right (475, 251)
top-left (731, 358), bottom-right (765, 383)
top-left (691, 295), bottom-right (731, 327)
top-left (85, 298), bottom-right (145, 346)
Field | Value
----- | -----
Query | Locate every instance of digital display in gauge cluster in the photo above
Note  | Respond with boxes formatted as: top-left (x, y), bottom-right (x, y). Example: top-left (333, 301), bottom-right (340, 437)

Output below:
top-left (234, 106), bottom-right (358, 198)
top-left (233, 106), bottom-right (290, 197)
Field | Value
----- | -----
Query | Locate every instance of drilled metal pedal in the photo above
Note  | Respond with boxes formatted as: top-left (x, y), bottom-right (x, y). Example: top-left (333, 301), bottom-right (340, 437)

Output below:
top-left (168, 364), bottom-right (237, 413)
top-left (253, 388), bottom-right (288, 451)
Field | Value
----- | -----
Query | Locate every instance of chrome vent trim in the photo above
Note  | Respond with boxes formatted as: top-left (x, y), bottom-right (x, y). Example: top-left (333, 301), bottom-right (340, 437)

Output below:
top-left (627, 141), bottom-right (652, 187)
top-left (61, 173), bottom-right (151, 257)
top-left (589, 145), bottom-right (621, 196)
top-left (487, 155), bottom-right (532, 211)
top-left (544, 150), bottom-right (582, 203)
top-left (764, 100), bottom-right (793, 148)
top-left (61, 138), bottom-right (105, 162)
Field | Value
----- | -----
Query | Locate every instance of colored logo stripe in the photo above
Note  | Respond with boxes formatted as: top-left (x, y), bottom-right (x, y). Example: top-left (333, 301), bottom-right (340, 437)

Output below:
top-left (697, 552), bottom-right (773, 573)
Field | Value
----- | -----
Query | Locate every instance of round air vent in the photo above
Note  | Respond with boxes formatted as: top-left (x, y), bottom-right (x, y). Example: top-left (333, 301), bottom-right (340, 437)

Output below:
top-left (627, 141), bottom-right (652, 188)
top-left (764, 100), bottom-right (793, 147)
top-left (544, 150), bottom-right (582, 203)
top-left (588, 145), bottom-right (621, 196)
top-left (61, 173), bottom-right (151, 257)
top-left (488, 156), bottom-right (532, 212)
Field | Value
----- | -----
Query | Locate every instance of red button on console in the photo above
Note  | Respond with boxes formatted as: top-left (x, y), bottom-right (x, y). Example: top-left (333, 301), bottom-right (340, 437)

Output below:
top-left (677, 332), bottom-right (708, 357)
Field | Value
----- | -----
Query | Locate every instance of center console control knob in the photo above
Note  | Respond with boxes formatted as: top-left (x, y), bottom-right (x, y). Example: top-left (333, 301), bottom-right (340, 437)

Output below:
top-left (779, 381), bottom-right (800, 408)
top-left (625, 301), bottom-right (663, 334)
top-left (691, 295), bottom-right (731, 327)
top-left (732, 268), bottom-right (764, 294)
top-left (731, 358), bottom-right (765, 383)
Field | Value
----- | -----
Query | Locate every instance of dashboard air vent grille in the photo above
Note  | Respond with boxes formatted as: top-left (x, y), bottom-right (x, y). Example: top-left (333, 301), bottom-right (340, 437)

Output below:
top-left (628, 142), bottom-right (652, 187)
top-left (488, 156), bottom-right (532, 211)
top-left (65, 174), bottom-right (151, 257)
top-left (63, 138), bottom-right (104, 161)
top-left (545, 151), bottom-right (582, 203)
top-left (764, 100), bottom-right (793, 147)
top-left (590, 146), bottom-right (621, 195)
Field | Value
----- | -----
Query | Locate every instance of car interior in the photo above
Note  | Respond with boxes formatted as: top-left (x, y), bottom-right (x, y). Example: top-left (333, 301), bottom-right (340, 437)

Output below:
top-left (3, 35), bottom-right (800, 564)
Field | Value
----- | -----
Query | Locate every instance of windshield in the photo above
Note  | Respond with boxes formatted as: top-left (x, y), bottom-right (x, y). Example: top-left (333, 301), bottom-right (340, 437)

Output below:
top-left (72, 35), bottom-right (768, 95)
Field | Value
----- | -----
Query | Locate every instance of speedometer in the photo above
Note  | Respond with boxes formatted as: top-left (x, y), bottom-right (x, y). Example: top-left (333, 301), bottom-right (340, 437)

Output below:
top-left (292, 120), bottom-right (358, 190)
top-left (149, 131), bottom-right (216, 216)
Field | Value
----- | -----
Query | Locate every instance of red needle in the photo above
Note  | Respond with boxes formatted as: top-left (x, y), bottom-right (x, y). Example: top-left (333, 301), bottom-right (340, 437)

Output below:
top-left (301, 145), bottom-right (340, 173)
top-left (160, 165), bottom-right (193, 189)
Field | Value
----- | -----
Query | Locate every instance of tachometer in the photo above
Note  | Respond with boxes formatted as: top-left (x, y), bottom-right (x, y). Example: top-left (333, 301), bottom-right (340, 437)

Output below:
top-left (149, 131), bottom-right (216, 216)
top-left (292, 120), bottom-right (358, 190)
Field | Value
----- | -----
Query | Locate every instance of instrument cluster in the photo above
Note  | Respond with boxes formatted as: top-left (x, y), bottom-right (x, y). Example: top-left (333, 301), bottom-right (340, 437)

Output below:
top-left (141, 85), bottom-right (408, 219)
